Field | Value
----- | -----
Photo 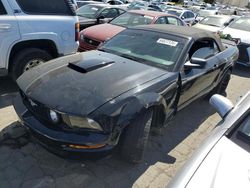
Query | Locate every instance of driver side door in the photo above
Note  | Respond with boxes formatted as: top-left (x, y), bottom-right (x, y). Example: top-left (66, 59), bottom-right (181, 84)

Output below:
top-left (178, 39), bottom-right (222, 108)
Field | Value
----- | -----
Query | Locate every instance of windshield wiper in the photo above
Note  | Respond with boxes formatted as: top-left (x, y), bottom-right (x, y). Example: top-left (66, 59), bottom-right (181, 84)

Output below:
top-left (206, 23), bottom-right (219, 27)
top-left (119, 53), bottom-right (144, 62)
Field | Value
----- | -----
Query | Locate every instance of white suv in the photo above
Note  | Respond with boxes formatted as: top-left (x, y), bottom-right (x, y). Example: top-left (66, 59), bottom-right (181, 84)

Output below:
top-left (0, 0), bottom-right (79, 80)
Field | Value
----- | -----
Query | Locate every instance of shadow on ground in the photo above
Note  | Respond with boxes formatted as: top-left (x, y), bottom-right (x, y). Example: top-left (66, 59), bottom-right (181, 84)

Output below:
top-left (0, 97), bottom-right (215, 188)
top-left (0, 77), bottom-right (18, 108)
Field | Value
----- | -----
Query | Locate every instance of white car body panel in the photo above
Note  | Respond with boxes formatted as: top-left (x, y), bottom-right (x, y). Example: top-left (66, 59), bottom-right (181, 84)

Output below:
top-left (187, 137), bottom-right (250, 188)
top-left (193, 23), bottom-right (220, 32)
top-left (0, 0), bottom-right (79, 73)
top-left (168, 92), bottom-right (250, 188)
top-left (222, 27), bottom-right (250, 44)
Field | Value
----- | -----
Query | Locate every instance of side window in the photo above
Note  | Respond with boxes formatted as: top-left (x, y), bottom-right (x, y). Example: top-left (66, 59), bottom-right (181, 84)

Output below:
top-left (187, 12), bottom-right (195, 18)
top-left (100, 8), bottom-right (119, 18)
top-left (0, 1), bottom-right (7, 15)
top-left (189, 39), bottom-right (220, 60)
top-left (155, 17), bottom-right (167, 24)
top-left (16, 0), bottom-right (74, 15)
top-left (166, 17), bottom-right (178, 25)
top-left (182, 12), bottom-right (188, 19)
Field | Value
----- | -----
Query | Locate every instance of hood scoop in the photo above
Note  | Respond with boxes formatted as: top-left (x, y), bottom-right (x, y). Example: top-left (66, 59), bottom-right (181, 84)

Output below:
top-left (68, 57), bottom-right (114, 73)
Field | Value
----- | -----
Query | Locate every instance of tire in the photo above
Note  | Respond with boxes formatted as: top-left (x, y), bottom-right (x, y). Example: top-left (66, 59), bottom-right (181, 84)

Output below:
top-left (206, 70), bottom-right (232, 99)
top-left (11, 48), bottom-right (52, 80)
top-left (120, 109), bottom-right (153, 163)
top-left (217, 70), bottom-right (231, 95)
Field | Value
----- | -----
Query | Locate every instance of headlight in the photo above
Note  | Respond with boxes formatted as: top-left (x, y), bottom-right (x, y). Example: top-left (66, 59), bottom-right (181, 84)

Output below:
top-left (63, 115), bottom-right (103, 131)
top-left (49, 110), bottom-right (60, 123)
top-left (80, 33), bottom-right (84, 40)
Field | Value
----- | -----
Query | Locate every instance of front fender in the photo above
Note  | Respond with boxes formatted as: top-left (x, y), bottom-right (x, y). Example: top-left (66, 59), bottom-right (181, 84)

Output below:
top-left (90, 92), bottom-right (167, 133)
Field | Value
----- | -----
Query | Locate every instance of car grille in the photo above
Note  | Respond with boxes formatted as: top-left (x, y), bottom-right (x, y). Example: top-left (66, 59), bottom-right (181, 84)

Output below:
top-left (20, 91), bottom-right (59, 129)
top-left (84, 37), bottom-right (100, 47)
top-left (238, 43), bottom-right (250, 64)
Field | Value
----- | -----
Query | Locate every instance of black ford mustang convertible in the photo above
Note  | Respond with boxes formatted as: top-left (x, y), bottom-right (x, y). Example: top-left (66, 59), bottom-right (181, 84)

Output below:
top-left (14, 25), bottom-right (239, 163)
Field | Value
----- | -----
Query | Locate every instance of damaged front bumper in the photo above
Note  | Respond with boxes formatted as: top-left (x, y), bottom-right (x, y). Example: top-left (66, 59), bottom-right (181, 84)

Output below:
top-left (13, 94), bottom-right (114, 155)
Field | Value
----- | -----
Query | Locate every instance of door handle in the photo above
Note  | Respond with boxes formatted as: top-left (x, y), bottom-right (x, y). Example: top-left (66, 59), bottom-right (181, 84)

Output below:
top-left (0, 24), bottom-right (11, 30)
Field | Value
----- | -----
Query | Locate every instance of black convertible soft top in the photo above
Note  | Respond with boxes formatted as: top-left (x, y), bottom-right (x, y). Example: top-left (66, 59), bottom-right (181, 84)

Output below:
top-left (133, 25), bottom-right (224, 50)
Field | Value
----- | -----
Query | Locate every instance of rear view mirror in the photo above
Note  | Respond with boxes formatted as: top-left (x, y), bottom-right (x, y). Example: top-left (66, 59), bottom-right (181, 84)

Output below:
top-left (184, 57), bottom-right (207, 69)
top-left (210, 94), bottom-right (234, 118)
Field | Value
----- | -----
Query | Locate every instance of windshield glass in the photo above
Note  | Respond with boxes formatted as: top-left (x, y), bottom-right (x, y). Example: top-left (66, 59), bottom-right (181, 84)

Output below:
top-left (110, 12), bottom-right (153, 26)
top-left (76, 5), bottom-right (101, 18)
top-left (200, 16), bottom-right (229, 27)
top-left (229, 17), bottom-right (250, 32)
top-left (100, 29), bottom-right (186, 71)
top-left (166, 10), bottom-right (181, 17)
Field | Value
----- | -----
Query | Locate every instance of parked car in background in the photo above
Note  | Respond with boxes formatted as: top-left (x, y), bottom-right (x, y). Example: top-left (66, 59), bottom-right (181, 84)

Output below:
top-left (193, 15), bottom-right (236, 33)
top-left (76, 0), bottom-right (99, 8)
top-left (78, 10), bottom-right (186, 51)
top-left (222, 17), bottom-right (250, 67)
top-left (0, 0), bottom-right (79, 80)
top-left (165, 8), bottom-right (197, 25)
top-left (14, 25), bottom-right (238, 163)
top-left (76, 4), bottom-right (125, 30)
top-left (168, 92), bottom-right (250, 188)
top-left (195, 9), bottom-right (218, 22)
top-left (127, 1), bottom-right (162, 12)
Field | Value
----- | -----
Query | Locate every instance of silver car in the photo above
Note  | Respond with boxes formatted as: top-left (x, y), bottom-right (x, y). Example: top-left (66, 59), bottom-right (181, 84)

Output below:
top-left (168, 91), bottom-right (250, 188)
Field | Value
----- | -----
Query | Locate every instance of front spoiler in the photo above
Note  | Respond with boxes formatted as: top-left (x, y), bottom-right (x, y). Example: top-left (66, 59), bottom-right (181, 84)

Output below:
top-left (13, 94), bottom-right (114, 154)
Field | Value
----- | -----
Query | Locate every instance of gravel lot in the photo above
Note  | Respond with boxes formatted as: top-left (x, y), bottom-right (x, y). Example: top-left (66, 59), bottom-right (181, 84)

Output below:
top-left (0, 65), bottom-right (249, 188)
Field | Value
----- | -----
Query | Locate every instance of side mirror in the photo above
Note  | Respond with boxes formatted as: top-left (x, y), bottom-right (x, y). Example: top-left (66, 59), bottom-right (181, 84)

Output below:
top-left (224, 22), bottom-right (229, 27)
top-left (181, 16), bottom-right (185, 20)
top-left (184, 57), bottom-right (207, 69)
top-left (209, 94), bottom-right (234, 118)
top-left (97, 16), bottom-right (105, 23)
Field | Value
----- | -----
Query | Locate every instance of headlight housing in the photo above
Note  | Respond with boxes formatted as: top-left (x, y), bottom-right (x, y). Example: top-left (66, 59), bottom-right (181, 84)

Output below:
top-left (80, 33), bottom-right (84, 40)
top-left (63, 115), bottom-right (103, 131)
top-left (49, 110), bottom-right (61, 124)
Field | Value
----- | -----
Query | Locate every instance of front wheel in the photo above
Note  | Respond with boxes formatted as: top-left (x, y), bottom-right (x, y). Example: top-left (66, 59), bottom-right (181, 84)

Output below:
top-left (120, 109), bottom-right (153, 163)
top-left (11, 48), bottom-right (52, 80)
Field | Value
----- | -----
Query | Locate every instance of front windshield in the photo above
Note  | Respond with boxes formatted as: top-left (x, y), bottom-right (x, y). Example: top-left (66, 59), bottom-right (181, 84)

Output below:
top-left (100, 29), bottom-right (186, 71)
top-left (110, 12), bottom-right (153, 27)
top-left (76, 5), bottom-right (101, 18)
top-left (200, 16), bottom-right (229, 27)
top-left (166, 10), bottom-right (181, 17)
top-left (229, 17), bottom-right (250, 32)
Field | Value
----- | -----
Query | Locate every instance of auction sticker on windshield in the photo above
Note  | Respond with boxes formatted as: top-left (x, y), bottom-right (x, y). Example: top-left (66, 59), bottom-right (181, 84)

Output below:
top-left (157, 38), bottom-right (178, 47)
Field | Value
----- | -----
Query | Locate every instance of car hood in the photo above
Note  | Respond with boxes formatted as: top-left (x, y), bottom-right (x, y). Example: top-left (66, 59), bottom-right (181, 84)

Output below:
top-left (222, 27), bottom-right (250, 44)
top-left (186, 137), bottom-right (250, 188)
top-left (17, 51), bottom-right (166, 116)
top-left (83, 23), bottom-right (125, 42)
top-left (193, 23), bottom-right (221, 32)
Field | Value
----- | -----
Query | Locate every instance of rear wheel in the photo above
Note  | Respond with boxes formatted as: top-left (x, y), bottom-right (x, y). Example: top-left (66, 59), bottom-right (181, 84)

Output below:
top-left (11, 48), bottom-right (52, 80)
top-left (120, 109), bottom-right (153, 163)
